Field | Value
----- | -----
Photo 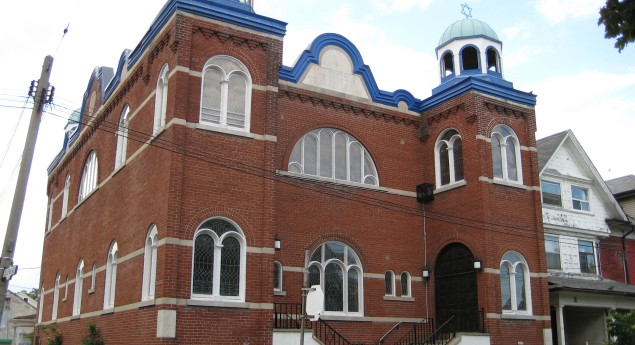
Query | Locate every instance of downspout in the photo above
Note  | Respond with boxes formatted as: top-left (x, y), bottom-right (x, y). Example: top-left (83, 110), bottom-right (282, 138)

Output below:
top-left (622, 226), bottom-right (634, 284)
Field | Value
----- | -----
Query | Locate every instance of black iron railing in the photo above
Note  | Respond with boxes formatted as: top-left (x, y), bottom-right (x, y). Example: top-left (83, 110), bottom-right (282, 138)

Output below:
top-left (314, 319), bottom-right (366, 345)
top-left (273, 302), bottom-right (305, 329)
top-left (391, 319), bottom-right (435, 345)
top-left (420, 316), bottom-right (456, 345)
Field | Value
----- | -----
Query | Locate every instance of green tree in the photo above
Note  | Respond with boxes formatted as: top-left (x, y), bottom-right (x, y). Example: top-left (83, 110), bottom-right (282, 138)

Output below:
top-left (605, 310), bottom-right (635, 345)
top-left (598, 0), bottom-right (635, 52)
top-left (82, 323), bottom-right (105, 345)
top-left (19, 287), bottom-right (39, 301)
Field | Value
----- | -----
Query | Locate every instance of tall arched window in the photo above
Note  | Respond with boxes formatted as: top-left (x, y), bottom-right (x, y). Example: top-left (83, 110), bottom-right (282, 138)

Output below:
top-left (385, 271), bottom-right (395, 296)
top-left (115, 105), bottom-right (130, 169)
top-left (142, 225), bottom-right (158, 301)
top-left (288, 128), bottom-right (378, 186)
top-left (461, 46), bottom-right (479, 71)
top-left (47, 193), bottom-right (53, 231)
top-left (308, 241), bottom-right (363, 316)
top-left (38, 285), bottom-right (44, 323)
top-left (400, 272), bottom-right (411, 297)
top-left (154, 64), bottom-right (169, 134)
top-left (78, 151), bottom-right (98, 201)
top-left (435, 129), bottom-right (464, 187)
top-left (441, 51), bottom-right (454, 78)
top-left (273, 261), bottom-right (283, 292)
top-left (486, 47), bottom-right (501, 73)
top-left (104, 241), bottom-right (118, 309)
top-left (200, 55), bottom-right (251, 131)
top-left (500, 251), bottom-right (532, 315)
top-left (191, 218), bottom-right (246, 301)
top-left (52, 273), bottom-right (60, 320)
top-left (491, 124), bottom-right (522, 183)
top-left (62, 174), bottom-right (70, 217)
top-left (73, 259), bottom-right (84, 316)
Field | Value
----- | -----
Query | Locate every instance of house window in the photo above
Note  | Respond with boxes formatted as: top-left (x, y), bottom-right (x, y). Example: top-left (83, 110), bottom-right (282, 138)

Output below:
top-left (52, 273), bottom-right (60, 320)
top-left (78, 151), bottom-right (98, 202)
top-left (191, 218), bottom-right (246, 301)
top-left (115, 105), bottom-right (129, 169)
top-left (142, 225), bottom-right (158, 301)
top-left (400, 272), bottom-right (411, 297)
top-left (200, 55), bottom-right (251, 131)
top-left (435, 129), bottom-right (464, 187)
top-left (491, 124), bottom-right (522, 183)
top-left (288, 128), bottom-right (378, 186)
top-left (104, 241), bottom-right (118, 309)
top-left (545, 236), bottom-right (561, 269)
top-left (541, 180), bottom-right (562, 206)
top-left (308, 241), bottom-right (363, 315)
top-left (500, 251), bottom-right (531, 314)
top-left (62, 174), bottom-right (70, 217)
top-left (571, 186), bottom-right (590, 211)
top-left (154, 64), bottom-right (169, 134)
top-left (385, 271), bottom-right (395, 296)
top-left (73, 259), bottom-right (84, 316)
top-left (274, 261), bottom-right (282, 292)
top-left (578, 240), bottom-right (596, 274)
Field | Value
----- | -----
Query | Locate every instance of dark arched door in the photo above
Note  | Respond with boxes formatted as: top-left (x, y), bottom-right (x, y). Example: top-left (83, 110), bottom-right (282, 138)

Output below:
top-left (435, 243), bottom-right (479, 331)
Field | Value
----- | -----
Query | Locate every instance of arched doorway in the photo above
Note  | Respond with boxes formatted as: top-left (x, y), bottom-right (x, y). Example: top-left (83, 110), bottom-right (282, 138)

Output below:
top-left (435, 243), bottom-right (479, 331)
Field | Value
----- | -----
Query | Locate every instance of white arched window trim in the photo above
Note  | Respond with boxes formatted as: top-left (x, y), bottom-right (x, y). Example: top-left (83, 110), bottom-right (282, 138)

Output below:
top-left (191, 217), bottom-right (247, 302)
top-left (200, 55), bottom-right (252, 132)
top-left (104, 241), bottom-right (118, 309)
top-left (154, 64), bottom-right (169, 135)
top-left (434, 129), bottom-right (464, 188)
top-left (52, 273), bottom-right (60, 320)
top-left (115, 105), bottom-right (130, 169)
top-left (142, 225), bottom-right (158, 301)
top-left (38, 285), bottom-right (44, 323)
top-left (500, 251), bottom-right (532, 315)
top-left (78, 151), bottom-right (98, 202)
top-left (491, 125), bottom-right (523, 184)
top-left (400, 271), bottom-right (411, 297)
top-left (385, 270), bottom-right (395, 296)
top-left (62, 174), bottom-right (70, 217)
top-left (89, 263), bottom-right (96, 293)
top-left (274, 261), bottom-right (283, 292)
top-left (47, 193), bottom-right (54, 232)
top-left (73, 259), bottom-right (84, 316)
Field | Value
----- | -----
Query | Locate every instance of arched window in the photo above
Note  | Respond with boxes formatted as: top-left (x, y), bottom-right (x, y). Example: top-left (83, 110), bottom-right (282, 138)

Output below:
top-left (461, 46), bottom-right (479, 71)
top-left (73, 259), bottom-right (84, 316)
top-left (104, 241), bottom-right (118, 309)
top-left (64, 275), bottom-right (69, 300)
top-left (62, 174), bottom-right (70, 217)
top-left (400, 272), bottom-right (411, 297)
top-left (486, 47), bottom-right (501, 73)
top-left (288, 128), bottom-right (378, 186)
top-left (191, 218), bottom-right (246, 301)
top-left (47, 193), bottom-right (53, 231)
top-left (274, 261), bottom-right (283, 292)
top-left (154, 64), bottom-right (169, 134)
top-left (385, 271), bottom-right (395, 296)
top-left (115, 105), bottom-right (130, 169)
top-left (200, 55), bottom-right (251, 131)
top-left (52, 273), bottom-right (60, 320)
top-left (500, 251), bottom-right (531, 314)
top-left (90, 263), bottom-right (96, 292)
top-left (308, 241), bottom-right (363, 316)
top-left (441, 51), bottom-right (454, 78)
top-left (142, 225), bottom-right (158, 301)
top-left (38, 285), bottom-right (44, 323)
top-left (78, 151), bottom-right (98, 201)
top-left (491, 124), bottom-right (522, 183)
top-left (435, 129), bottom-right (464, 187)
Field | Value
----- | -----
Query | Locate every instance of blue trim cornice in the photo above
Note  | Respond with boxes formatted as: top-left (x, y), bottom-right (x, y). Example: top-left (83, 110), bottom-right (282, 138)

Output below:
top-left (279, 33), bottom-right (423, 111)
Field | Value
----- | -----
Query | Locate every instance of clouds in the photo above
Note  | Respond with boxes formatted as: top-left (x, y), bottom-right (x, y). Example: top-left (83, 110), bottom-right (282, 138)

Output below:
top-left (371, 0), bottom-right (435, 12)
top-left (534, 0), bottom-right (605, 23)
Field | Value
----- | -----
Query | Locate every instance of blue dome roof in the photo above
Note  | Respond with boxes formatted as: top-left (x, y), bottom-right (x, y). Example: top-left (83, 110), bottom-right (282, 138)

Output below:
top-left (438, 18), bottom-right (499, 47)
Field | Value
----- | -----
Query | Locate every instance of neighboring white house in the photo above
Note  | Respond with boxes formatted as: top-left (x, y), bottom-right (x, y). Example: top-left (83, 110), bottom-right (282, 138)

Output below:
top-left (0, 291), bottom-right (36, 345)
top-left (538, 130), bottom-right (635, 345)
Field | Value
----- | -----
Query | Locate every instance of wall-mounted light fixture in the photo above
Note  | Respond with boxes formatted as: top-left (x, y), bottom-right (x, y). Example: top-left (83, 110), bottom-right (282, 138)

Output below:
top-left (416, 183), bottom-right (435, 203)
top-left (422, 267), bottom-right (431, 280)
top-left (274, 235), bottom-right (281, 251)
top-left (474, 259), bottom-right (483, 271)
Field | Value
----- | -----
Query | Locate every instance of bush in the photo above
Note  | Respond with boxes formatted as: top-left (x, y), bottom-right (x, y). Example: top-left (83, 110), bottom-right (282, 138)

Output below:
top-left (82, 323), bottom-right (105, 345)
top-left (606, 310), bottom-right (635, 345)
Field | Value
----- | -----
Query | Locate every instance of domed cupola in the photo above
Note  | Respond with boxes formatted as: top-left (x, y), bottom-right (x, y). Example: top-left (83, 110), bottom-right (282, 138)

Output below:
top-left (436, 11), bottom-right (504, 85)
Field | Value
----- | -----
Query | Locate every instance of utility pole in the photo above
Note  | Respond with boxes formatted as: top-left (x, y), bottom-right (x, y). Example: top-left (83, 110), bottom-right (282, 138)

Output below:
top-left (0, 56), bottom-right (54, 318)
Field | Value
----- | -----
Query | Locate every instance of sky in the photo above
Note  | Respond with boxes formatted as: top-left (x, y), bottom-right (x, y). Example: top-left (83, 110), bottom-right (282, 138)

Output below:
top-left (0, 0), bottom-right (633, 292)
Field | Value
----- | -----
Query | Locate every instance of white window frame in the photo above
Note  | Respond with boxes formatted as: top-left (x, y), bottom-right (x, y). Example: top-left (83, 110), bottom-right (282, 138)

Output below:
top-left (400, 271), bottom-right (411, 297)
top-left (154, 64), bottom-right (169, 135)
top-left (63, 275), bottom-right (69, 300)
top-left (191, 217), bottom-right (247, 302)
top-left (541, 179), bottom-right (562, 207)
top-left (571, 185), bottom-right (590, 211)
top-left (288, 128), bottom-right (379, 186)
top-left (62, 174), bottom-right (70, 217)
top-left (500, 251), bottom-right (532, 315)
top-left (38, 285), bottom-right (44, 323)
top-left (115, 105), bottom-right (129, 169)
top-left (89, 263), bottom-right (96, 293)
top-left (274, 261), bottom-right (283, 292)
top-left (47, 193), bottom-right (54, 231)
top-left (491, 124), bottom-right (523, 183)
top-left (73, 259), bottom-right (84, 316)
top-left (435, 129), bottom-right (464, 188)
top-left (52, 273), bottom-right (60, 320)
top-left (142, 225), bottom-right (158, 301)
top-left (578, 240), bottom-right (597, 274)
top-left (78, 151), bottom-right (98, 202)
top-left (545, 235), bottom-right (561, 270)
top-left (385, 270), bottom-right (395, 296)
top-left (200, 55), bottom-right (252, 132)
top-left (103, 241), bottom-right (118, 309)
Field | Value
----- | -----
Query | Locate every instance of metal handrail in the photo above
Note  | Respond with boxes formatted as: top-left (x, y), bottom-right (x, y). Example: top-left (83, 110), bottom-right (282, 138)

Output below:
top-left (314, 319), bottom-right (367, 345)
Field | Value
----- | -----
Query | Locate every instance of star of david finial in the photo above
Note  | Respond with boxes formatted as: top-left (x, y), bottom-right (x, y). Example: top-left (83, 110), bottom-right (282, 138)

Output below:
top-left (461, 3), bottom-right (473, 19)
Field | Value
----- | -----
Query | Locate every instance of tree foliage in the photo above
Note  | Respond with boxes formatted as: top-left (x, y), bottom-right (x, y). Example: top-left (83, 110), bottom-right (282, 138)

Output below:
top-left (605, 310), bottom-right (635, 345)
top-left (598, 0), bottom-right (635, 52)
top-left (19, 288), bottom-right (39, 301)
top-left (82, 323), bottom-right (105, 345)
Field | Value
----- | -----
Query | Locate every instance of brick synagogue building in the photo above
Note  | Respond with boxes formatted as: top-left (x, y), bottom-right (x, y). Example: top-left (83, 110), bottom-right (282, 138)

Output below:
top-left (37, 0), bottom-right (552, 344)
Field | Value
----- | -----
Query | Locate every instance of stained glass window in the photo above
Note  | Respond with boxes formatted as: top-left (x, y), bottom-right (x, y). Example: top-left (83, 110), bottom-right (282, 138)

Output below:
top-left (193, 234), bottom-right (214, 295)
top-left (500, 251), bottom-right (531, 314)
top-left (385, 271), bottom-right (394, 296)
